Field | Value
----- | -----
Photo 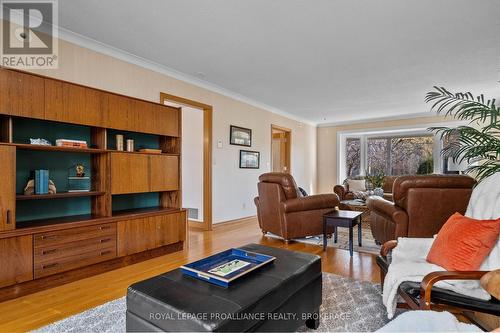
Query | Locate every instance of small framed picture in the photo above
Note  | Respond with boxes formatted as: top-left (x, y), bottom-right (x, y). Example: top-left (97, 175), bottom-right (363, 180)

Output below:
top-left (239, 150), bottom-right (260, 169)
top-left (230, 125), bottom-right (252, 147)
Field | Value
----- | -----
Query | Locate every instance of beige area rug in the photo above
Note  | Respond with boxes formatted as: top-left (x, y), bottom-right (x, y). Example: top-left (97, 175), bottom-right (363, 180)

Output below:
top-left (268, 223), bottom-right (381, 255)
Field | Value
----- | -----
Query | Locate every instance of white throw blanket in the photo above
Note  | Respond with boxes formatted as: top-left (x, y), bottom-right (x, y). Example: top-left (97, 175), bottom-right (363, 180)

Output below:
top-left (376, 310), bottom-right (482, 332)
top-left (382, 173), bottom-right (500, 319)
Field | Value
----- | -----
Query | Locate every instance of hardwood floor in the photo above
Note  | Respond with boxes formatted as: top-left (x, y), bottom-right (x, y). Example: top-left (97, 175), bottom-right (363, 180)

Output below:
top-left (0, 218), bottom-right (379, 332)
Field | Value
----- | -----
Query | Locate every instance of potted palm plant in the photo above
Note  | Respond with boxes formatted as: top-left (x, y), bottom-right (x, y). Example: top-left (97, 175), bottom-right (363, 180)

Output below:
top-left (426, 87), bottom-right (500, 182)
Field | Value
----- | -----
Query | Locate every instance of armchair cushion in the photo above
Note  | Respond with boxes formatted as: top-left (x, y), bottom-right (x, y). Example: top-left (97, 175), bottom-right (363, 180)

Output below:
top-left (346, 179), bottom-right (366, 192)
top-left (281, 194), bottom-right (338, 213)
top-left (426, 213), bottom-right (500, 271)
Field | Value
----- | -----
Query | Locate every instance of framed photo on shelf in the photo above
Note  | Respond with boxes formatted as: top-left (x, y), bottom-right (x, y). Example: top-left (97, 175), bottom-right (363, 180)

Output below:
top-left (230, 125), bottom-right (252, 147)
top-left (239, 150), bottom-right (260, 169)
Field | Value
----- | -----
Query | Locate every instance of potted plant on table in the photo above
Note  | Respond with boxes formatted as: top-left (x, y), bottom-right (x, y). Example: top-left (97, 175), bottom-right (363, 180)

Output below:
top-left (365, 171), bottom-right (386, 197)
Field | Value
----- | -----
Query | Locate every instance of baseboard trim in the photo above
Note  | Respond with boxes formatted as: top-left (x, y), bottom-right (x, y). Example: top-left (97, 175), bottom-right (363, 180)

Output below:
top-left (212, 215), bottom-right (257, 229)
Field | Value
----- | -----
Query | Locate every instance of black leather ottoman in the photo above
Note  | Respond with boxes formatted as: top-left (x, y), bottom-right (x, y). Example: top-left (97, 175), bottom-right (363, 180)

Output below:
top-left (126, 243), bottom-right (322, 332)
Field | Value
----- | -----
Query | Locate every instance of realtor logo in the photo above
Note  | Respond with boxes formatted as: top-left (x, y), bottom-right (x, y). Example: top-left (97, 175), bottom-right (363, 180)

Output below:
top-left (1, 0), bottom-right (58, 68)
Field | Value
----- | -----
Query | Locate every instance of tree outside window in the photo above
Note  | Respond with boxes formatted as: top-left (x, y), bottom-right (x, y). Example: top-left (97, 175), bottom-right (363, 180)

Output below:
top-left (345, 138), bottom-right (361, 177)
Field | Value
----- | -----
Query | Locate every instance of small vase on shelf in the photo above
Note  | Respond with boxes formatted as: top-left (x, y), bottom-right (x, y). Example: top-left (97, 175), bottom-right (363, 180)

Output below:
top-left (373, 187), bottom-right (384, 197)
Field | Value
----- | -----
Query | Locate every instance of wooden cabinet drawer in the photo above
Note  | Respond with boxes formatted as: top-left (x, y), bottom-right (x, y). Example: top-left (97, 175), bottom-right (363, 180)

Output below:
top-left (34, 234), bottom-right (116, 263)
top-left (34, 223), bottom-right (116, 248)
top-left (34, 246), bottom-right (116, 279)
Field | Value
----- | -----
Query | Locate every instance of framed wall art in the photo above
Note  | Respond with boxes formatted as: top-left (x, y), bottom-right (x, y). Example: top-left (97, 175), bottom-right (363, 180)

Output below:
top-left (230, 125), bottom-right (252, 147)
top-left (239, 150), bottom-right (260, 169)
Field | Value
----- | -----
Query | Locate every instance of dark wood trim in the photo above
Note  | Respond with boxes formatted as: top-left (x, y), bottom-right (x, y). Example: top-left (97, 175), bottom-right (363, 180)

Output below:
top-left (0, 142), bottom-right (107, 153)
top-left (0, 242), bottom-right (183, 302)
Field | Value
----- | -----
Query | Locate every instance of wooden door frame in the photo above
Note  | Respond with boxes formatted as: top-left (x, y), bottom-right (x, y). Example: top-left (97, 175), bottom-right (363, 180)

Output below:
top-left (270, 124), bottom-right (292, 173)
top-left (160, 92), bottom-right (213, 231)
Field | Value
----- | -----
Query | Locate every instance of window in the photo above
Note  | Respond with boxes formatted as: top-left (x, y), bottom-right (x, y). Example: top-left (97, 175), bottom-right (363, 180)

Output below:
top-left (341, 132), bottom-right (437, 181)
top-left (345, 138), bottom-right (361, 177)
top-left (367, 136), bottom-right (434, 175)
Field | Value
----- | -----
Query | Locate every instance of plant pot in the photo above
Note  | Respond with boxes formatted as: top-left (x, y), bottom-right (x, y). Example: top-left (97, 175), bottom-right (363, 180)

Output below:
top-left (374, 187), bottom-right (384, 197)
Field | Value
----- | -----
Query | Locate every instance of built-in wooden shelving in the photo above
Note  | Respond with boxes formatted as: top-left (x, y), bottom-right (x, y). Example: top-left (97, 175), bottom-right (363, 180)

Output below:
top-left (0, 66), bottom-right (186, 300)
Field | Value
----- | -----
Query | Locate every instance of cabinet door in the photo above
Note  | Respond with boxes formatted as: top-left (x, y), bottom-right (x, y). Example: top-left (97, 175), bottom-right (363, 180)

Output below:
top-left (117, 218), bottom-right (156, 256)
top-left (0, 145), bottom-right (15, 231)
top-left (44, 79), bottom-right (106, 126)
top-left (154, 214), bottom-right (182, 247)
top-left (0, 235), bottom-right (33, 288)
top-left (150, 155), bottom-right (179, 192)
top-left (110, 153), bottom-right (150, 194)
top-left (106, 93), bottom-right (133, 131)
top-left (151, 104), bottom-right (179, 136)
top-left (0, 69), bottom-right (44, 118)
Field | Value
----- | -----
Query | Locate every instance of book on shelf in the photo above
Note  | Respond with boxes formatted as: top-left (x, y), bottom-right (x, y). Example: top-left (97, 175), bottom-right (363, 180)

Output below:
top-left (56, 139), bottom-right (88, 148)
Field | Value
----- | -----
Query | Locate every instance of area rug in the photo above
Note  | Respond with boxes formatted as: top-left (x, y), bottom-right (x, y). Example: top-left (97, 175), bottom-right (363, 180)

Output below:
top-left (268, 223), bottom-right (381, 255)
top-left (33, 273), bottom-right (391, 333)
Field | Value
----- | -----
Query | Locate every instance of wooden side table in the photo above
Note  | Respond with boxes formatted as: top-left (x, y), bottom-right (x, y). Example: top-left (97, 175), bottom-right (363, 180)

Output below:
top-left (323, 210), bottom-right (363, 256)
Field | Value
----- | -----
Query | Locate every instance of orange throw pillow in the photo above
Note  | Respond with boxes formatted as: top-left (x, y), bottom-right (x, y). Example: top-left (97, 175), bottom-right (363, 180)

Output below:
top-left (426, 212), bottom-right (500, 271)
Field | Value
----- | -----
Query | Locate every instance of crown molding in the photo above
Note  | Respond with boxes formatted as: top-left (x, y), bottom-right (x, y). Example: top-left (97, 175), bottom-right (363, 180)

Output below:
top-left (55, 26), bottom-right (317, 126)
top-left (317, 111), bottom-right (442, 128)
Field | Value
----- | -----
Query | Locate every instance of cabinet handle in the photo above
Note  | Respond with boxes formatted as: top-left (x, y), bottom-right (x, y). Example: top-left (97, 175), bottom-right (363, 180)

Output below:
top-left (42, 263), bottom-right (58, 269)
top-left (41, 235), bottom-right (57, 240)
top-left (6, 210), bottom-right (11, 224)
top-left (100, 250), bottom-right (112, 256)
top-left (42, 249), bottom-right (57, 255)
top-left (100, 238), bottom-right (112, 243)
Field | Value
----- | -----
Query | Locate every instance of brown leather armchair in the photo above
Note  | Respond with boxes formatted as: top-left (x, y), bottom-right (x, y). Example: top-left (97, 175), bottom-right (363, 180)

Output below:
top-left (254, 173), bottom-right (339, 242)
top-left (334, 176), bottom-right (397, 201)
top-left (366, 175), bottom-right (475, 244)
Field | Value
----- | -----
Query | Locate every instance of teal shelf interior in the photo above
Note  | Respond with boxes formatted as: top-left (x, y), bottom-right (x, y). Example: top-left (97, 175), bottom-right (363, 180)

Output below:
top-left (112, 192), bottom-right (160, 212)
top-left (16, 150), bottom-right (92, 222)
top-left (107, 129), bottom-right (160, 151)
top-left (12, 117), bottom-right (91, 146)
top-left (16, 197), bottom-right (91, 223)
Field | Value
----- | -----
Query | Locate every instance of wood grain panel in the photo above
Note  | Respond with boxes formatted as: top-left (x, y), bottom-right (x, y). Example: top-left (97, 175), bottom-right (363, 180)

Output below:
top-left (34, 223), bottom-right (116, 248)
top-left (0, 145), bottom-right (15, 231)
top-left (149, 155), bottom-right (179, 192)
top-left (152, 104), bottom-right (179, 136)
top-left (154, 214), bottom-right (181, 247)
top-left (34, 246), bottom-right (116, 279)
top-left (105, 93), bottom-right (132, 130)
top-left (0, 235), bottom-right (33, 288)
top-left (117, 218), bottom-right (156, 256)
top-left (0, 69), bottom-right (44, 119)
top-left (110, 153), bottom-right (150, 194)
top-left (44, 79), bottom-right (106, 126)
top-left (34, 235), bottom-right (116, 263)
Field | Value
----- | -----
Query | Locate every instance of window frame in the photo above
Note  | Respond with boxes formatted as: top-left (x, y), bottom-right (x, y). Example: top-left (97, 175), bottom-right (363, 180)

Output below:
top-left (336, 121), bottom-right (467, 184)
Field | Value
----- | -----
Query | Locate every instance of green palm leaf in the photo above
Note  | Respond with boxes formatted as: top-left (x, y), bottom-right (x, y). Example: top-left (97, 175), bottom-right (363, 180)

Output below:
top-left (426, 87), bottom-right (500, 183)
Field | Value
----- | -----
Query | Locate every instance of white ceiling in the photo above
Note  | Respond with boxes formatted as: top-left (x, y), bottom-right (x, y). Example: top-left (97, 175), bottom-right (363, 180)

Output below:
top-left (56, 0), bottom-right (499, 125)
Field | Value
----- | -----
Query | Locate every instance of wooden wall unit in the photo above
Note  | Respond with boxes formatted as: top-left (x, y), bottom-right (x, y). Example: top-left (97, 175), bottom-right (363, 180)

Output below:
top-left (0, 67), bottom-right (186, 300)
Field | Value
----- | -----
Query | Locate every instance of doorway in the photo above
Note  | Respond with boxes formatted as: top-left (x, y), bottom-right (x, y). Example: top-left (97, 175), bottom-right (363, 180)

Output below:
top-left (271, 125), bottom-right (291, 173)
top-left (160, 93), bottom-right (213, 231)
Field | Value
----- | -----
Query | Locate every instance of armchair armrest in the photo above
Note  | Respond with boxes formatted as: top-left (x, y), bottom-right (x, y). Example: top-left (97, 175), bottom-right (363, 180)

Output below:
top-left (367, 196), bottom-right (408, 225)
top-left (419, 271), bottom-right (489, 309)
top-left (282, 193), bottom-right (339, 213)
top-left (380, 240), bottom-right (398, 257)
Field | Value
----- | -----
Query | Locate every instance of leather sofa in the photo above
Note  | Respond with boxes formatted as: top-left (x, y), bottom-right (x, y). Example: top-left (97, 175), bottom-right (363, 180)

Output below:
top-left (366, 175), bottom-right (475, 244)
top-left (334, 176), bottom-right (397, 201)
top-left (254, 173), bottom-right (339, 242)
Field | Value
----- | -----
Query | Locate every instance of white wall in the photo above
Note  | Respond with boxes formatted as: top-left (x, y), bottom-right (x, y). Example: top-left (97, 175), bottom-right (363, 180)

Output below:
top-left (26, 38), bottom-right (317, 224)
top-left (181, 106), bottom-right (204, 221)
